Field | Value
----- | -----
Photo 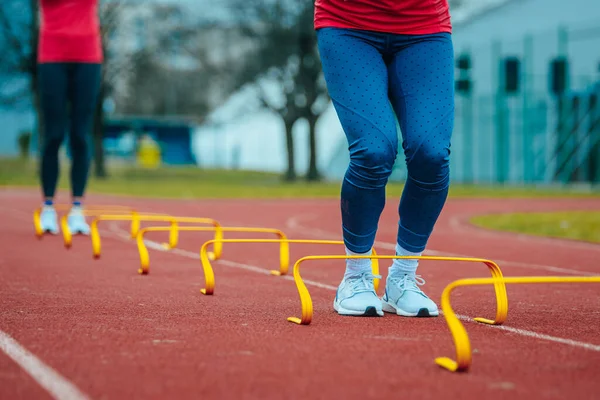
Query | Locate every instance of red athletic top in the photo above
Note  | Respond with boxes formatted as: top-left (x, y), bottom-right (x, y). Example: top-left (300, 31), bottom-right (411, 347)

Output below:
top-left (314, 0), bottom-right (452, 35)
top-left (38, 0), bottom-right (103, 63)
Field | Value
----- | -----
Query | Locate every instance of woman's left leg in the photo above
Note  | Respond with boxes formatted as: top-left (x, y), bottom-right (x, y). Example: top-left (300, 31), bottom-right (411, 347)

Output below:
top-left (382, 32), bottom-right (455, 317)
top-left (38, 63), bottom-right (69, 234)
top-left (66, 62), bottom-right (102, 234)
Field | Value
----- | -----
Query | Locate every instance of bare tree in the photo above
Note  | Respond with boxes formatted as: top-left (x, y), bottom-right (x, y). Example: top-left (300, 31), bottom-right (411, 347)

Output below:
top-left (229, 0), bottom-right (329, 181)
top-left (296, 6), bottom-right (328, 181)
top-left (112, 5), bottom-right (245, 120)
top-left (93, 0), bottom-right (131, 178)
top-left (0, 0), bottom-right (40, 142)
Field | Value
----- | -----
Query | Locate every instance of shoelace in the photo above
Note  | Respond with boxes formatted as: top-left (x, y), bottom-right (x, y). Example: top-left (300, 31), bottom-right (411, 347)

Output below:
top-left (347, 272), bottom-right (382, 293)
top-left (389, 274), bottom-right (426, 294)
top-left (68, 211), bottom-right (88, 227)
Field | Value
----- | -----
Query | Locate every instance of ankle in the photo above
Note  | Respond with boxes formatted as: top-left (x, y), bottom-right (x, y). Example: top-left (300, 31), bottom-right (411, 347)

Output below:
top-left (344, 247), bottom-right (372, 277)
top-left (389, 243), bottom-right (421, 277)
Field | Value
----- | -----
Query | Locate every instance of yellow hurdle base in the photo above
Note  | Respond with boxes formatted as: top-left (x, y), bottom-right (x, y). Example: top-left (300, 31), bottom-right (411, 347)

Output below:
top-left (435, 275), bottom-right (600, 373)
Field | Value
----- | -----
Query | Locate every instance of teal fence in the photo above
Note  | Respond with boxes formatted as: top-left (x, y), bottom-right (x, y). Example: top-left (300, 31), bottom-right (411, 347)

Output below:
top-left (442, 87), bottom-right (600, 185)
top-left (384, 23), bottom-right (600, 185)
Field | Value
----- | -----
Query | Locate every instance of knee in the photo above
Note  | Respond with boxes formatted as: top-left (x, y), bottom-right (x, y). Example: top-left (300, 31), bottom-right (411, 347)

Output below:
top-left (42, 132), bottom-right (63, 153)
top-left (406, 141), bottom-right (450, 185)
top-left (347, 140), bottom-right (398, 188)
top-left (69, 134), bottom-right (88, 153)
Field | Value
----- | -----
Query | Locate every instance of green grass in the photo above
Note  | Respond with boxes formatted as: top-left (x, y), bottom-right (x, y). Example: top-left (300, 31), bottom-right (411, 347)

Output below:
top-left (3, 157), bottom-right (599, 243)
top-left (1, 157), bottom-right (599, 199)
top-left (471, 211), bottom-right (600, 243)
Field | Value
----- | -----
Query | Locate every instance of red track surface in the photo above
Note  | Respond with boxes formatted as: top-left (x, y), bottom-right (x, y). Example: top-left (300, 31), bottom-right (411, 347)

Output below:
top-left (1, 188), bottom-right (599, 399)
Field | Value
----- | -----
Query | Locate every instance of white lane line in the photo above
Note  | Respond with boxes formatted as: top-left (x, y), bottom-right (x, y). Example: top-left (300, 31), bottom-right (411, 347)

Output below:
top-left (0, 206), bottom-right (93, 399)
top-left (284, 214), bottom-right (599, 276)
top-left (108, 223), bottom-right (600, 353)
top-left (0, 330), bottom-right (92, 400)
top-left (476, 323), bottom-right (600, 352)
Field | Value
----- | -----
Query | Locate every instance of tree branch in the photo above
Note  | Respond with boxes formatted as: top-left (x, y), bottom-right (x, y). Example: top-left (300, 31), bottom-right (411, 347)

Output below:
top-left (0, 3), bottom-right (30, 74)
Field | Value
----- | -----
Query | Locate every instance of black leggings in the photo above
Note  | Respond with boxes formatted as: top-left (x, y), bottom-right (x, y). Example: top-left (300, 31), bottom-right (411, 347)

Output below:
top-left (38, 63), bottom-right (101, 198)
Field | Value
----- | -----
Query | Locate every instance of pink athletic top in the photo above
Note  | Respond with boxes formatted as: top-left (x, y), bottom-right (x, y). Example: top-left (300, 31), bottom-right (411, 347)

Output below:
top-left (314, 0), bottom-right (452, 35)
top-left (38, 0), bottom-right (103, 63)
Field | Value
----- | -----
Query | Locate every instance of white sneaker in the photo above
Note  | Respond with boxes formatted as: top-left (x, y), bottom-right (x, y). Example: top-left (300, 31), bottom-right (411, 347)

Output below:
top-left (40, 206), bottom-right (59, 235)
top-left (67, 206), bottom-right (90, 235)
top-left (382, 274), bottom-right (439, 317)
top-left (333, 272), bottom-right (383, 317)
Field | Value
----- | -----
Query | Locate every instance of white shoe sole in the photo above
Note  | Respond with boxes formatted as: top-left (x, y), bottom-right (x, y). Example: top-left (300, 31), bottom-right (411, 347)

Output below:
top-left (68, 223), bottom-right (90, 236)
top-left (41, 225), bottom-right (59, 235)
top-left (70, 229), bottom-right (90, 236)
top-left (381, 299), bottom-right (439, 317)
top-left (333, 300), bottom-right (384, 317)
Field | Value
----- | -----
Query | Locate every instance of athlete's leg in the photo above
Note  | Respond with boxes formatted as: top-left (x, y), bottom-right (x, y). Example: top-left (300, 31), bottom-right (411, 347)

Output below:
top-left (68, 63), bottom-right (101, 201)
top-left (38, 63), bottom-right (69, 233)
top-left (383, 32), bottom-right (455, 317)
top-left (66, 62), bottom-right (102, 235)
top-left (317, 27), bottom-right (398, 316)
top-left (39, 63), bottom-right (69, 201)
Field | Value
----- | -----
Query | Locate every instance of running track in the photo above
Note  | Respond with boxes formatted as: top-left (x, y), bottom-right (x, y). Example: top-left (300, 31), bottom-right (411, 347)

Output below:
top-left (0, 188), bottom-right (599, 399)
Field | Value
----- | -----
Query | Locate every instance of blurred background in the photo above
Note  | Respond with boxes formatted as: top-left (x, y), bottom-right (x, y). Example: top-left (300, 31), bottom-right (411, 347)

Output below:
top-left (0, 0), bottom-right (599, 188)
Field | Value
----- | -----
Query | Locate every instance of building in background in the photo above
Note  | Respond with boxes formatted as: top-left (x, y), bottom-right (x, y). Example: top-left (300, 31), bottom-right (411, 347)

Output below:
top-left (450, 0), bottom-right (600, 184)
top-left (104, 115), bottom-right (198, 166)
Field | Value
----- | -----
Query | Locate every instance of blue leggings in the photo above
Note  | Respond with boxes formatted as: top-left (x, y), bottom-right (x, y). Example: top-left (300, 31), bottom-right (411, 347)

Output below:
top-left (38, 63), bottom-right (102, 198)
top-left (317, 28), bottom-right (454, 253)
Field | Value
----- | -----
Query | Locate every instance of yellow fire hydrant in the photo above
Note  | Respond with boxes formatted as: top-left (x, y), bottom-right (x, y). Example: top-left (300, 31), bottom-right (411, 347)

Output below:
top-left (137, 134), bottom-right (161, 168)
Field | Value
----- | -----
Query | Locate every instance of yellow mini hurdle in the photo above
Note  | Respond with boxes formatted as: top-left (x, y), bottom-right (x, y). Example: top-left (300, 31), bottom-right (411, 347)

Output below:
top-left (434, 275), bottom-right (600, 373)
top-left (284, 255), bottom-right (507, 326)
top-left (60, 209), bottom-right (172, 248)
top-left (198, 239), bottom-right (381, 295)
top-left (136, 226), bottom-right (289, 275)
top-left (90, 214), bottom-right (223, 259)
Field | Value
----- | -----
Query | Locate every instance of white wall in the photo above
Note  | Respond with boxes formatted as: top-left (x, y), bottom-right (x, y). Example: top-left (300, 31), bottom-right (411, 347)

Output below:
top-left (191, 86), bottom-right (347, 178)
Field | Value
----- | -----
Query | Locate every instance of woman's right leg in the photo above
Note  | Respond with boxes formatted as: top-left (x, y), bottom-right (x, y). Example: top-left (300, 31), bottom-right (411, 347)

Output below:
top-left (38, 63), bottom-right (69, 233)
top-left (65, 63), bottom-right (102, 235)
top-left (317, 28), bottom-right (399, 316)
top-left (68, 63), bottom-right (101, 202)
